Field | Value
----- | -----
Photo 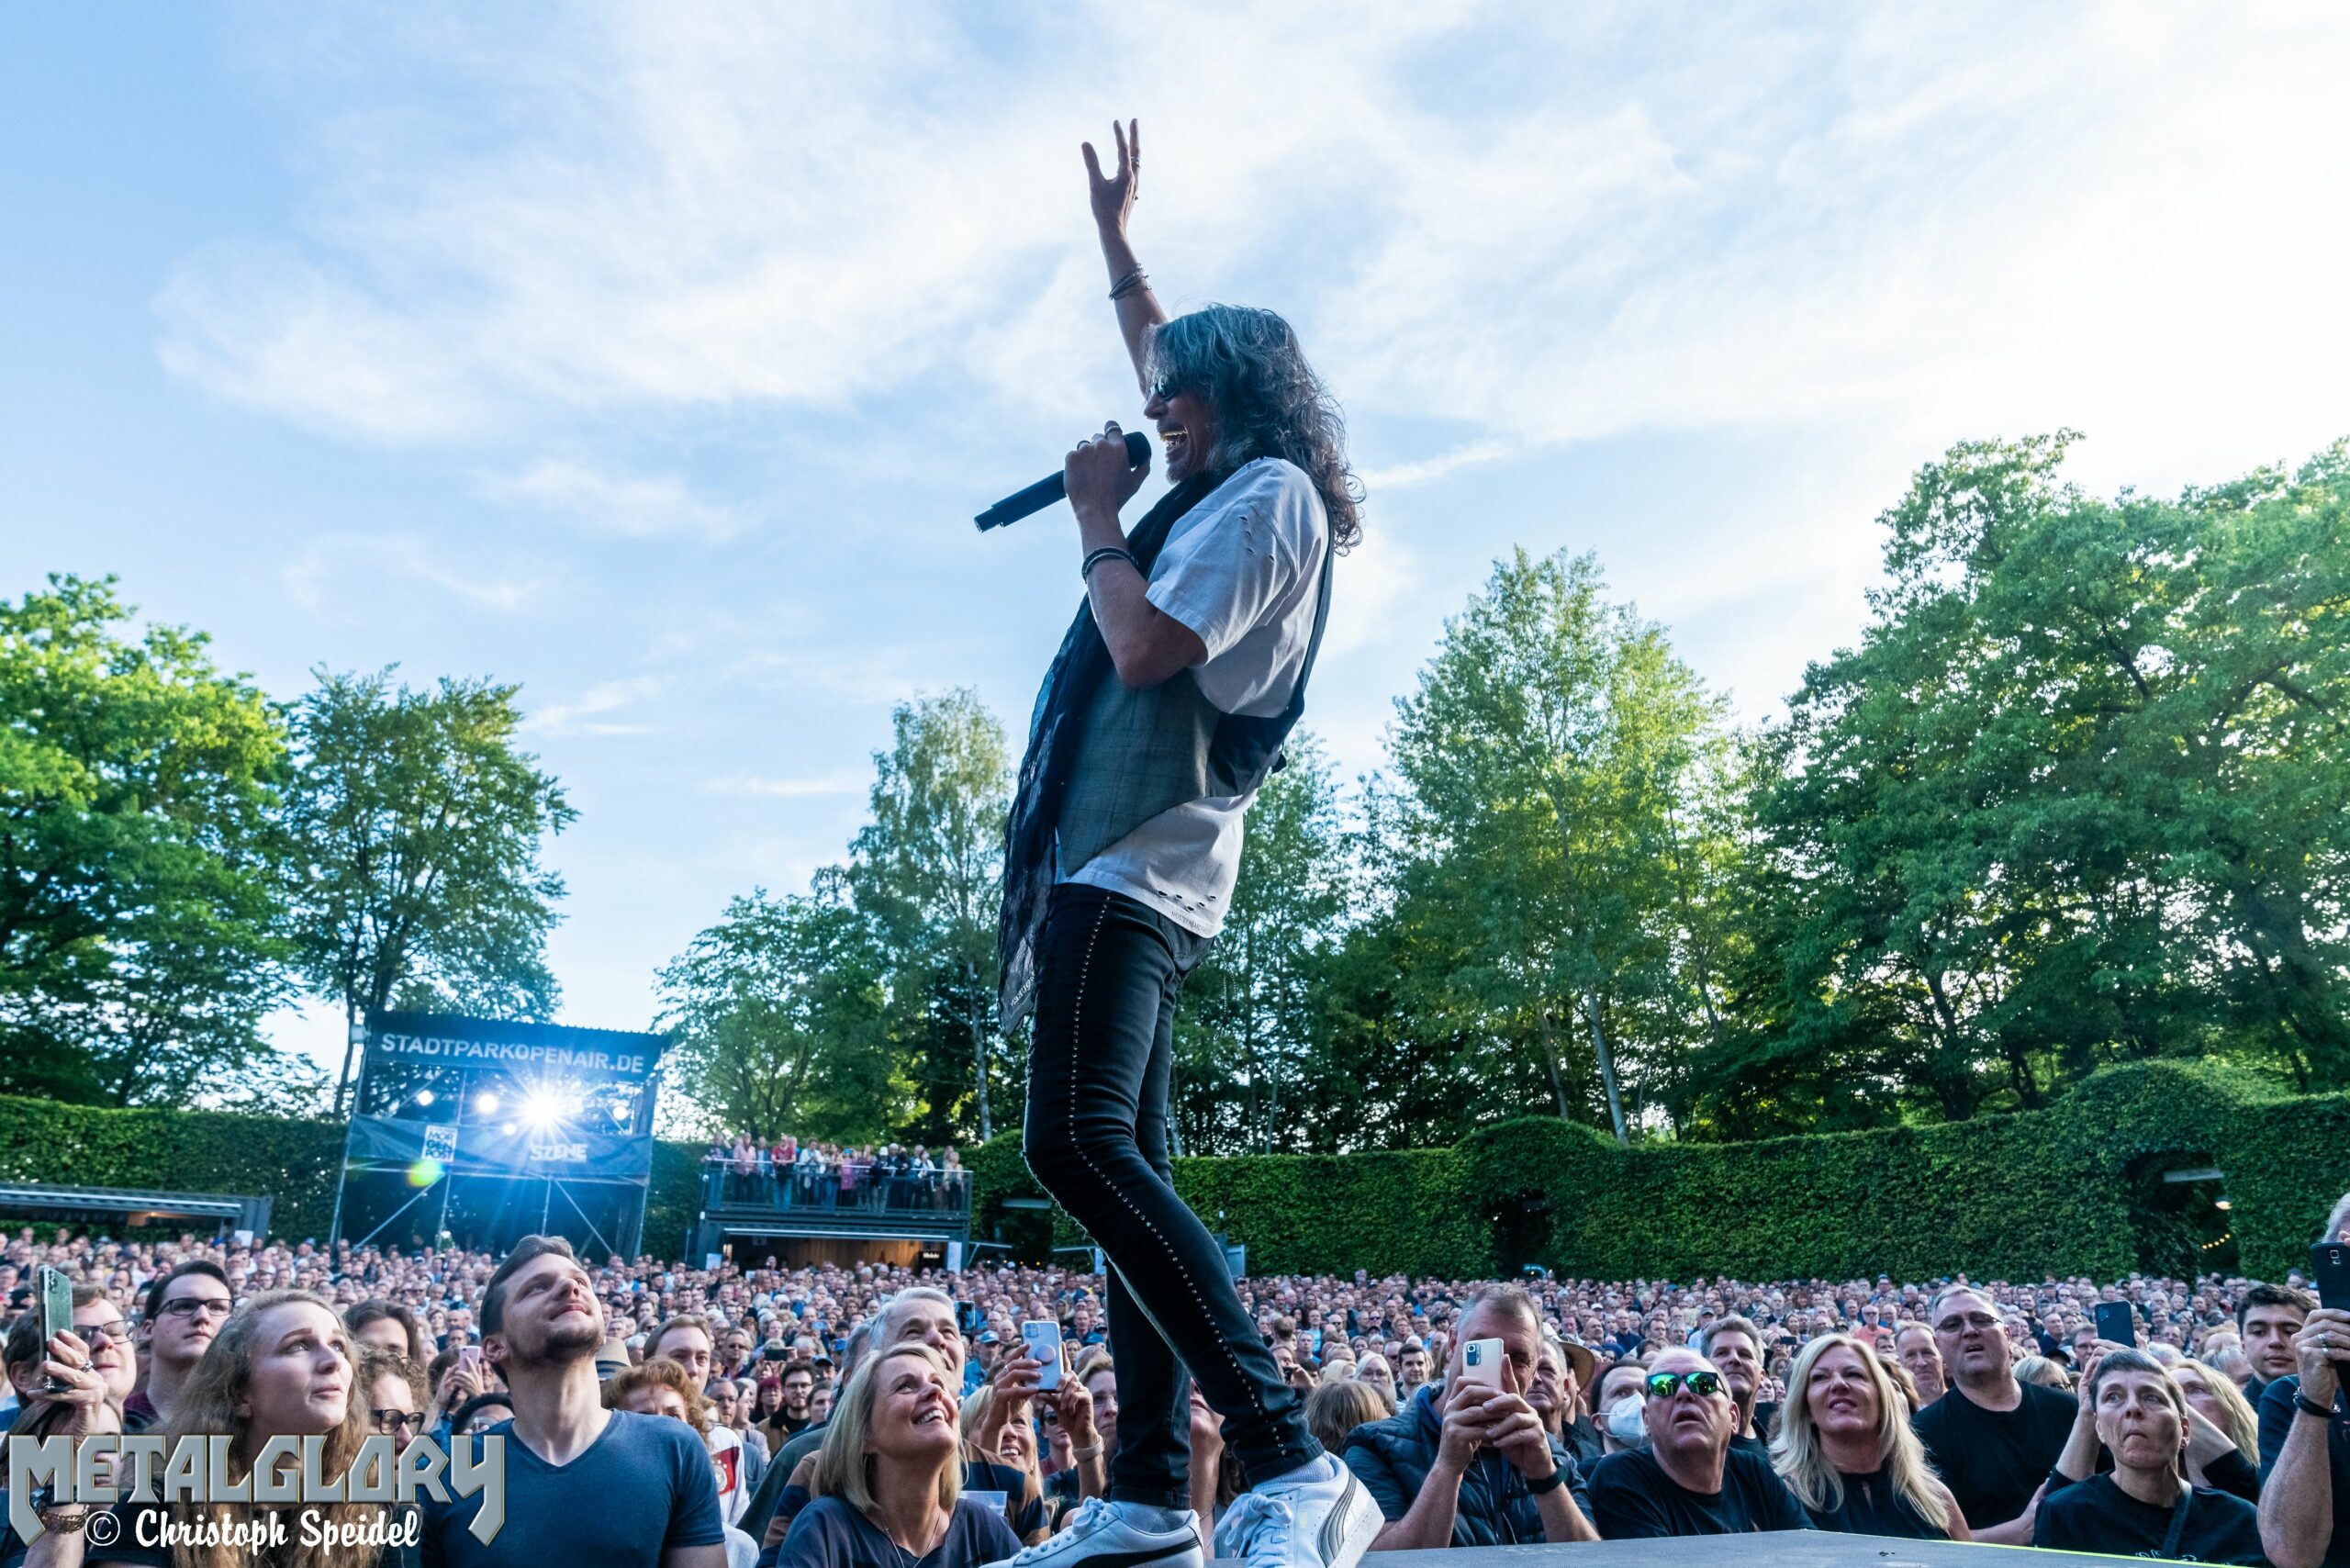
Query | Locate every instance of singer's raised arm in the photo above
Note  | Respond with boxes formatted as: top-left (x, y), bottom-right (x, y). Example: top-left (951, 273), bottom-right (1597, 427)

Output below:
top-left (1085, 119), bottom-right (1165, 391)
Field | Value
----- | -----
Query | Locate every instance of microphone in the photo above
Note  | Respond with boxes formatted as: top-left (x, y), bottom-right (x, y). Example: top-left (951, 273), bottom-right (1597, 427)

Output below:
top-left (975, 431), bottom-right (1151, 532)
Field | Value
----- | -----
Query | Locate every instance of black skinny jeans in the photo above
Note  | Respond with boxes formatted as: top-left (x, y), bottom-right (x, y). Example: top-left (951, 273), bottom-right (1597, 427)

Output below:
top-left (1024, 883), bottom-right (1322, 1507)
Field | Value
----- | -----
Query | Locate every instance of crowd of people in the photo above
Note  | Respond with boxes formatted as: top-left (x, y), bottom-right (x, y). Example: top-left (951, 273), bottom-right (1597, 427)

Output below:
top-left (1, 1186), bottom-right (2344, 1568)
top-left (702, 1137), bottom-right (970, 1212)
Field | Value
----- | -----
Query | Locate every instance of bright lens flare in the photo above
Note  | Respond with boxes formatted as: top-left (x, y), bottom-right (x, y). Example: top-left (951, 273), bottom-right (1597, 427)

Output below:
top-left (521, 1087), bottom-right (569, 1130)
top-left (407, 1159), bottom-right (443, 1188)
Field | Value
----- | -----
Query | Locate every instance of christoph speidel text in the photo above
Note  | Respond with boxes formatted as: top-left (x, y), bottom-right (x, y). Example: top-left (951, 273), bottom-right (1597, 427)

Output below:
top-left (6, 1431), bottom-right (505, 1545)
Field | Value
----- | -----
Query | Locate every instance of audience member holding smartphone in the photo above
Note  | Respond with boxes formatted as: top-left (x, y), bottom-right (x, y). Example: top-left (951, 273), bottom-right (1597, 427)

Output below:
top-left (28, 1289), bottom-right (408, 1568)
top-left (1345, 1284), bottom-right (1597, 1549)
top-left (775, 1345), bottom-right (1019, 1568)
top-left (2259, 1195), bottom-right (2350, 1568)
top-left (1771, 1334), bottom-right (1966, 1540)
top-left (2036, 1350), bottom-right (2265, 1563)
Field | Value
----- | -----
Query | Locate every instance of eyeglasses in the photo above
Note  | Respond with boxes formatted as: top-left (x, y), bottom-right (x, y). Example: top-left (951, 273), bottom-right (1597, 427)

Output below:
top-left (157, 1297), bottom-right (234, 1320)
top-left (77, 1320), bottom-right (131, 1347)
top-left (371, 1409), bottom-right (420, 1435)
top-left (1645, 1371), bottom-right (1727, 1399)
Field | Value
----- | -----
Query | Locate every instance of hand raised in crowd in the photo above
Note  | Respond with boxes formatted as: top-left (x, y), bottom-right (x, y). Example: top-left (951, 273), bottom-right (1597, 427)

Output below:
top-left (2071, 1338), bottom-right (2132, 1420)
top-left (1476, 1358), bottom-right (1557, 1481)
top-left (1432, 1375), bottom-right (1503, 1472)
top-left (38, 1327), bottom-right (118, 1439)
top-left (1046, 1350), bottom-right (1098, 1450)
top-left (1081, 118), bottom-right (1139, 236)
top-left (2293, 1305), bottom-right (2350, 1404)
top-left (980, 1348), bottom-right (1045, 1450)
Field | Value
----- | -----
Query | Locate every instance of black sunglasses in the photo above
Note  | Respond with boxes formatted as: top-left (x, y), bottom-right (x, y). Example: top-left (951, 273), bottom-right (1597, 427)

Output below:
top-left (1645, 1371), bottom-right (1726, 1399)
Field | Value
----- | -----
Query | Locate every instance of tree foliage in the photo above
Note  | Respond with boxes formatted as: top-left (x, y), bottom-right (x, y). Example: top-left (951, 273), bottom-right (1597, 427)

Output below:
top-left (0, 576), bottom-right (303, 1108)
top-left (1701, 434), bottom-right (2350, 1130)
top-left (845, 689), bottom-right (1013, 1144)
top-left (278, 668), bottom-right (575, 1112)
top-left (655, 873), bottom-right (900, 1143)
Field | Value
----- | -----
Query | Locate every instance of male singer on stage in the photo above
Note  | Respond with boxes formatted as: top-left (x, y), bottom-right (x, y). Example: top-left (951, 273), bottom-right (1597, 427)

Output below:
top-left (993, 121), bottom-right (1380, 1568)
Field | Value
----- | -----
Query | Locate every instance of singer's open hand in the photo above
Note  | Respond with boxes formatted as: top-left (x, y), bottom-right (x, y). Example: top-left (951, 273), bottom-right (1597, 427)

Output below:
top-left (1082, 120), bottom-right (1139, 236)
top-left (1065, 421), bottom-right (1147, 523)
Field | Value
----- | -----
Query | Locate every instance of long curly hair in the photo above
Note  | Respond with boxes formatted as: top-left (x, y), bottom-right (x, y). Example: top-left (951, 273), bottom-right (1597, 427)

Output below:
top-left (162, 1289), bottom-right (383, 1568)
top-left (1147, 304), bottom-right (1362, 550)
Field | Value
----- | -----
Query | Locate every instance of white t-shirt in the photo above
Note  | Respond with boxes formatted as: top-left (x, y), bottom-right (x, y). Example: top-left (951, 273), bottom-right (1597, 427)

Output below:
top-left (1063, 457), bottom-right (1328, 935)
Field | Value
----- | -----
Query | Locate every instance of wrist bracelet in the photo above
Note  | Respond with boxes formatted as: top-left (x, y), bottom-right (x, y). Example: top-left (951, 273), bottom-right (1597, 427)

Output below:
top-left (1081, 547), bottom-right (1139, 583)
top-left (2295, 1392), bottom-right (2337, 1420)
top-left (1070, 1441), bottom-right (1104, 1461)
top-left (1526, 1465), bottom-right (1566, 1495)
top-left (1109, 268), bottom-right (1149, 300)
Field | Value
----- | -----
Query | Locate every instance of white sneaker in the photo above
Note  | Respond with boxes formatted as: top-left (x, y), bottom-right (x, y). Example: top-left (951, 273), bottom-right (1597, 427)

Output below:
top-left (1210, 1457), bottom-right (1381, 1568)
top-left (985, 1497), bottom-right (1203, 1568)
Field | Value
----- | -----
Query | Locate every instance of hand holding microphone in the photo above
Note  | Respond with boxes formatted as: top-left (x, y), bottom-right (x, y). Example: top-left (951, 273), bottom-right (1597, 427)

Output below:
top-left (975, 425), bottom-right (1151, 532)
top-left (1066, 421), bottom-right (1152, 521)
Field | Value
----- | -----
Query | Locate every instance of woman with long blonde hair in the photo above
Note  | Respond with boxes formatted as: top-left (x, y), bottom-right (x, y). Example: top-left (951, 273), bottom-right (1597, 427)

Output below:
top-left (776, 1343), bottom-right (1020, 1568)
top-left (1772, 1334), bottom-right (1965, 1540)
top-left (2166, 1359), bottom-right (2263, 1501)
top-left (32, 1289), bottom-right (401, 1568)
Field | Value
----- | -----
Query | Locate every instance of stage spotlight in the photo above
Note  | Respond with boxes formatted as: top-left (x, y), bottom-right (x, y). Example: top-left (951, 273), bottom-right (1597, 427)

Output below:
top-left (414, 1090), bottom-right (435, 1108)
top-left (476, 1092), bottom-right (500, 1114)
top-left (521, 1087), bottom-right (568, 1130)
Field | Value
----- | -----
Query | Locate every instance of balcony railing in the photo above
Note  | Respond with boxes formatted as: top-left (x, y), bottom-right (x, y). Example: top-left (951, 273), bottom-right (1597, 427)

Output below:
top-left (699, 1158), bottom-right (970, 1222)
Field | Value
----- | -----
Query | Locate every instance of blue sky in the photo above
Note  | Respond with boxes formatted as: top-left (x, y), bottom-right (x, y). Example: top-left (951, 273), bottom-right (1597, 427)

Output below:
top-left (7, 2), bottom-right (2349, 1083)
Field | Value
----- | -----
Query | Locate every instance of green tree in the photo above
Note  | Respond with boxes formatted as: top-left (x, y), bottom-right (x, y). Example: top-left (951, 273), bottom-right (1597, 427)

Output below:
top-left (1740, 433), bottom-right (2350, 1126)
top-left (1171, 734), bottom-right (1348, 1154)
top-left (655, 873), bottom-right (900, 1140)
top-left (0, 576), bottom-right (297, 1106)
top-left (845, 689), bottom-right (1012, 1142)
top-left (278, 668), bottom-right (575, 1112)
top-left (1371, 550), bottom-right (1741, 1137)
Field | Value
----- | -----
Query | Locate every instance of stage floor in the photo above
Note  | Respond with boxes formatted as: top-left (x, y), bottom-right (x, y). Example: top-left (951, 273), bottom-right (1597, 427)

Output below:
top-left (1218, 1536), bottom-right (2150, 1568)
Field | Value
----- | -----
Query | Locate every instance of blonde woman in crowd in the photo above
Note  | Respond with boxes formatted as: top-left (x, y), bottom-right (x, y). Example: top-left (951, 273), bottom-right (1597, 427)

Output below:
top-left (1771, 1333), bottom-right (1966, 1540)
top-left (778, 1344), bottom-right (1020, 1568)
top-left (30, 1290), bottom-right (398, 1568)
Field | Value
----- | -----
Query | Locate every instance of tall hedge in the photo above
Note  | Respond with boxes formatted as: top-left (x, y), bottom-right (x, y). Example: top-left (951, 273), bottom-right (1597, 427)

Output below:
top-left (0, 1096), bottom-right (345, 1238)
top-left (5, 1062), bottom-right (2343, 1282)
top-left (969, 1062), bottom-right (2350, 1282)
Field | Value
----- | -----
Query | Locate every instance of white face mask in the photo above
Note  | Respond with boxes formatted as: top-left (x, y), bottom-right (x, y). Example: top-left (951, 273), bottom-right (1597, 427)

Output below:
top-left (1606, 1394), bottom-right (1647, 1443)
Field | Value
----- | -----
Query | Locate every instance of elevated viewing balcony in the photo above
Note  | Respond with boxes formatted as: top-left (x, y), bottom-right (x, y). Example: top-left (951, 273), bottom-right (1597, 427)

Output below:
top-left (691, 1159), bottom-right (971, 1268)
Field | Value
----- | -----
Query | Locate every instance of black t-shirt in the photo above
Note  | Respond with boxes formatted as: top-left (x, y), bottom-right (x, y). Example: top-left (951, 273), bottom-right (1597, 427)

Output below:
top-left (1800, 1466), bottom-right (1950, 1540)
top-left (2034, 1473), bottom-right (2265, 1564)
top-left (776, 1496), bottom-right (1020, 1568)
top-left (1911, 1379), bottom-right (2076, 1529)
top-left (2258, 1374), bottom-right (2350, 1568)
top-left (1586, 1446), bottom-right (1810, 1539)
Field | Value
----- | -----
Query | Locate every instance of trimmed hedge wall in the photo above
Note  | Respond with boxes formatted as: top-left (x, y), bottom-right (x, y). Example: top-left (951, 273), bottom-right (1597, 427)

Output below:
top-left (968, 1062), bottom-right (2350, 1283)
top-left (4, 1061), bottom-right (2342, 1282)
top-left (0, 1096), bottom-right (346, 1239)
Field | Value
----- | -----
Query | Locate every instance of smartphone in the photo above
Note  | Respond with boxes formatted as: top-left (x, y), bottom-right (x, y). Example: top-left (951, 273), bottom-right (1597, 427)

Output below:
top-left (2310, 1242), bottom-right (2350, 1315)
top-left (458, 1345), bottom-right (485, 1379)
top-left (38, 1267), bottom-right (73, 1393)
top-left (2093, 1302), bottom-right (2138, 1348)
top-left (1022, 1320), bottom-right (1064, 1389)
top-left (1460, 1336), bottom-right (1505, 1389)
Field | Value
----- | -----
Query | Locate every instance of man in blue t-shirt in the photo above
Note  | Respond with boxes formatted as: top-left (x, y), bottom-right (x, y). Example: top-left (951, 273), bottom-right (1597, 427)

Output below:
top-left (422, 1235), bottom-right (724, 1568)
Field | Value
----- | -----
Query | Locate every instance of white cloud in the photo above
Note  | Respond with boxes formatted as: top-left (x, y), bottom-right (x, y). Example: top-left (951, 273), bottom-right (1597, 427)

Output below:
top-left (283, 532), bottom-right (546, 614)
top-left (159, 0), bottom-right (2350, 505)
top-left (486, 459), bottom-right (746, 541)
top-left (699, 770), bottom-right (866, 800)
top-left (523, 674), bottom-right (670, 735)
